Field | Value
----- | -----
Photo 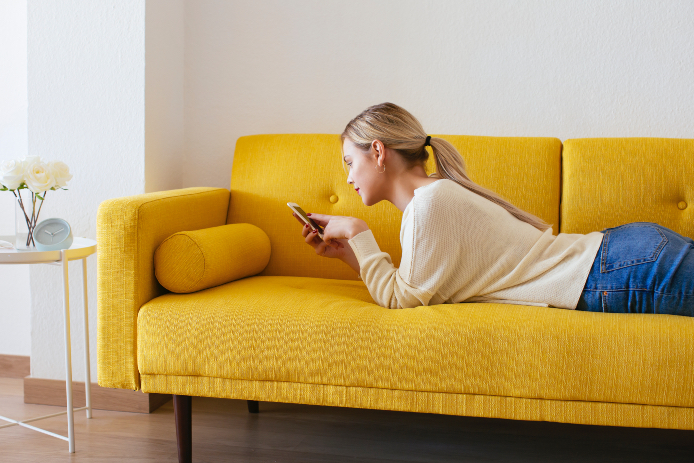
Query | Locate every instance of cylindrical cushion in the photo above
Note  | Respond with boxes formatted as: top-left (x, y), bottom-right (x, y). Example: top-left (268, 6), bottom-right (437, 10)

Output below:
top-left (154, 223), bottom-right (271, 293)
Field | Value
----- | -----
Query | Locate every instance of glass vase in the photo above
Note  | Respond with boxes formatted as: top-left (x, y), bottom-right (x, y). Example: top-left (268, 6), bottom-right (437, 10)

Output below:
top-left (14, 191), bottom-right (42, 251)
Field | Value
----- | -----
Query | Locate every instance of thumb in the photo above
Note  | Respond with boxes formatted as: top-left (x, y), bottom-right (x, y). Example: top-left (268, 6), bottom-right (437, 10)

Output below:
top-left (321, 230), bottom-right (338, 248)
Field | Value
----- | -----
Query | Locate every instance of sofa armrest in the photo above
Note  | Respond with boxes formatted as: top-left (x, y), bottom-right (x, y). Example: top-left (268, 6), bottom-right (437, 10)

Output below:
top-left (97, 187), bottom-right (230, 390)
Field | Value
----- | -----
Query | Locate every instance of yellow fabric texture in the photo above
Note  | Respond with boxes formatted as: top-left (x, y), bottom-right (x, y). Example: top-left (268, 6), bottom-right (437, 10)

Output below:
top-left (137, 275), bottom-right (694, 420)
top-left (227, 134), bottom-right (562, 280)
top-left (97, 187), bottom-right (230, 390)
top-left (97, 134), bottom-right (694, 430)
top-left (141, 376), bottom-right (694, 431)
top-left (154, 223), bottom-right (271, 293)
top-left (561, 138), bottom-right (694, 237)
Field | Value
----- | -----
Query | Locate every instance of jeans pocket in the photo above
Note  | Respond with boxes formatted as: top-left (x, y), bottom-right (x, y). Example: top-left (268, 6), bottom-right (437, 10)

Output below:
top-left (600, 223), bottom-right (668, 273)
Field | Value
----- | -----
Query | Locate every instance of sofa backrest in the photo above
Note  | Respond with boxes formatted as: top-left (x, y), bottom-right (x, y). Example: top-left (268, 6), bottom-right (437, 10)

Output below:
top-left (228, 134), bottom-right (562, 280)
top-left (560, 138), bottom-right (694, 237)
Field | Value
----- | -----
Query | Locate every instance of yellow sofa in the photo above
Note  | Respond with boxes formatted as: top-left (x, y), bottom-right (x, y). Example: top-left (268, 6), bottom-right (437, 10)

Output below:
top-left (97, 134), bottom-right (694, 460)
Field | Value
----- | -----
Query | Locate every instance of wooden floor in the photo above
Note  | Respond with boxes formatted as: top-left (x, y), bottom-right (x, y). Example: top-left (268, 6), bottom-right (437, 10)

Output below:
top-left (1, 377), bottom-right (693, 462)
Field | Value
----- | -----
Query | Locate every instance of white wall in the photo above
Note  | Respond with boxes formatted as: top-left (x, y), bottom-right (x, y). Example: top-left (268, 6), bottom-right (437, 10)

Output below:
top-left (145, 0), bottom-right (185, 193)
top-left (0, 0), bottom-right (31, 357)
top-left (183, 0), bottom-right (694, 190)
top-left (27, 0), bottom-right (146, 381)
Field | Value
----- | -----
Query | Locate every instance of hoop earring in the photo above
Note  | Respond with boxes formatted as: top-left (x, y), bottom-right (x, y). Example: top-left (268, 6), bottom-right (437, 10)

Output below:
top-left (375, 163), bottom-right (386, 174)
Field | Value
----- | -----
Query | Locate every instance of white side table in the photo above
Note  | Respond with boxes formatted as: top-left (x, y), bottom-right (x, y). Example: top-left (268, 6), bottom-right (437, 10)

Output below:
top-left (0, 236), bottom-right (97, 453)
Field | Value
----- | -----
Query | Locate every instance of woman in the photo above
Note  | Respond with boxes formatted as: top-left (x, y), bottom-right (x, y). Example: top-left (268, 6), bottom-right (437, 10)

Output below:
top-left (292, 102), bottom-right (694, 316)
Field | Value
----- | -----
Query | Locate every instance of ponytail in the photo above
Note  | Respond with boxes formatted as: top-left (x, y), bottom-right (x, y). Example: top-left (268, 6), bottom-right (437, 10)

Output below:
top-left (427, 137), bottom-right (553, 232)
top-left (340, 102), bottom-right (553, 232)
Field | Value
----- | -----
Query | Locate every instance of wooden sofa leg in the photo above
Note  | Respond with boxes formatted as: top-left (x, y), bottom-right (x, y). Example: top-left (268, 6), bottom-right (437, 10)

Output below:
top-left (247, 400), bottom-right (259, 413)
top-left (173, 395), bottom-right (192, 463)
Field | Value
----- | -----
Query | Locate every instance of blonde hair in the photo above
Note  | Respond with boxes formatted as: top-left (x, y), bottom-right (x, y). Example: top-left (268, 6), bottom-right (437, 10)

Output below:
top-left (340, 102), bottom-right (553, 232)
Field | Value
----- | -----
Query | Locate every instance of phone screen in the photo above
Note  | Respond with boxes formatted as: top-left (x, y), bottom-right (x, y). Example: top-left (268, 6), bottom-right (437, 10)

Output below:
top-left (293, 204), bottom-right (324, 233)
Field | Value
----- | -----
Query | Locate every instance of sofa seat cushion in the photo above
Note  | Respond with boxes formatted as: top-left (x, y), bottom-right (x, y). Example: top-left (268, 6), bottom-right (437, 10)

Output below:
top-left (137, 275), bottom-right (694, 408)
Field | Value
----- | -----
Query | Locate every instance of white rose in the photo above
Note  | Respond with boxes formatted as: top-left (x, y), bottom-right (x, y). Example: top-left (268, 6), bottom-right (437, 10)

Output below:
top-left (48, 160), bottom-right (73, 188)
top-left (24, 159), bottom-right (56, 193)
top-left (0, 159), bottom-right (25, 190)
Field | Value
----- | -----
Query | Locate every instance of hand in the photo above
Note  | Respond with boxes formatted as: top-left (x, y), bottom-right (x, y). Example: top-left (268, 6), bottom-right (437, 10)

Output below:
top-left (304, 213), bottom-right (370, 244)
top-left (292, 213), bottom-right (348, 259)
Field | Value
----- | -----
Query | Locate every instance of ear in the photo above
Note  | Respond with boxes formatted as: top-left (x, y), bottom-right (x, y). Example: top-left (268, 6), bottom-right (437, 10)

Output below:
top-left (371, 139), bottom-right (386, 165)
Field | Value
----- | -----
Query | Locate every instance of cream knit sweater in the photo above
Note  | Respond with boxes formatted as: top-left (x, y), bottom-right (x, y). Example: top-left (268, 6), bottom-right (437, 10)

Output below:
top-left (347, 179), bottom-right (605, 310)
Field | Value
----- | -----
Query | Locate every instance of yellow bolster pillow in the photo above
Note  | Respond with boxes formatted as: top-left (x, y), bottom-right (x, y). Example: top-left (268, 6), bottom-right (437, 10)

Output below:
top-left (154, 223), bottom-right (271, 293)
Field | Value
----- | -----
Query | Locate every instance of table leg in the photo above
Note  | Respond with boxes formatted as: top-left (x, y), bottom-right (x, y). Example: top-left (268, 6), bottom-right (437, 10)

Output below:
top-left (61, 249), bottom-right (75, 453)
top-left (82, 258), bottom-right (92, 419)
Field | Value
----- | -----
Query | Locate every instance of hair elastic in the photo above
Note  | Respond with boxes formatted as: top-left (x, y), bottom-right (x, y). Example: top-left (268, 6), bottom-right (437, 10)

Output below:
top-left (424, 135), bottom-right (432, 147)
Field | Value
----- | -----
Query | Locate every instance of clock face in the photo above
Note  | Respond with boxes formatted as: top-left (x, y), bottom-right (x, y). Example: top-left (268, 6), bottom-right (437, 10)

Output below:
top-left (35, 219), bottom-right (71, 245)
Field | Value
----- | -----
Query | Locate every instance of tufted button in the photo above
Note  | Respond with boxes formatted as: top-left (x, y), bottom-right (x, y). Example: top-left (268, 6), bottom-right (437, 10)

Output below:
top-left (678, 201), bottom-right (687, 210)
top-left (329, 194), bottom-right (338, 204)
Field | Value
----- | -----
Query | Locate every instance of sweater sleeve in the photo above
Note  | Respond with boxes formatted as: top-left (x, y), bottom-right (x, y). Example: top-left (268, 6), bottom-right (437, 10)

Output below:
top-left (347, 229), bottom-right (435, 309)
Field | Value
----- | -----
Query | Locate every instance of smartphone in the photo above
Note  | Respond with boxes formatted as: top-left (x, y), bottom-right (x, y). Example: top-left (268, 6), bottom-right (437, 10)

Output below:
top-left (287, 202), bottom-right (324, 240)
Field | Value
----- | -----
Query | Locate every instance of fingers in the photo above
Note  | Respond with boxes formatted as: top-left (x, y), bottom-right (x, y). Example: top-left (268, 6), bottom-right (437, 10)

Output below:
top-left (297, 217), bottom-right (316, 240)
top-left (304, 227), bottom-right (332, 251)
top-left (301, 222), bottom-right (343, 252)
top-left (322, 235), bottom-right (342, 249)
top-left (295, 214), bottom-right (325, 244)
top-left (304, 225), bottom-right (318, 244)
top-left (315, 239), bottom-right (328, 256)
top-left (305, 213), bottom-right (329, 226)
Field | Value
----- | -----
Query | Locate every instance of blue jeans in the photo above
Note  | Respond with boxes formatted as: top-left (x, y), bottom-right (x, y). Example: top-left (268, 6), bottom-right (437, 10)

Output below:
top-left (575, 222), bottom-right (694, 317)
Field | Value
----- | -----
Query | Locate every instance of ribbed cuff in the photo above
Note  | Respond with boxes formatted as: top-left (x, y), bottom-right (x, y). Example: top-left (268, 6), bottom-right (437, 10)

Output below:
top-left (348, 229), bottom-right (382, 265)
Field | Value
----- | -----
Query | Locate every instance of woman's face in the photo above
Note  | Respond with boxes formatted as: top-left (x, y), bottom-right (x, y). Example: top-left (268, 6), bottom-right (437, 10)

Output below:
top-left (343, 138), bottom-right (384, 206)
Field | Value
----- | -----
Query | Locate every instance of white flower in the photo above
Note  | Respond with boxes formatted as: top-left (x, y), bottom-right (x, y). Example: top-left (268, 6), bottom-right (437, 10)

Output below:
top-left (48, 160), bottom-right (73, 188)
top-left (0, 159), bottom-right (25, 190)
top-left (24, 159), bottom-right (56, 193)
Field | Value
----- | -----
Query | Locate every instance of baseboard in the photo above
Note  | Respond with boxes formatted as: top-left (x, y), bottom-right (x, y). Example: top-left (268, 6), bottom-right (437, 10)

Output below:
top-left (23, 377), bottom-right (171, 413)
top-left (0, 354), bottom-right (30, 378)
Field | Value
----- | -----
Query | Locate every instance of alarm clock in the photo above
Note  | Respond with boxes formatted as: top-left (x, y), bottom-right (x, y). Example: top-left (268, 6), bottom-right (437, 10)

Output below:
top-left (32, 218), bottom-right (74, 251)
